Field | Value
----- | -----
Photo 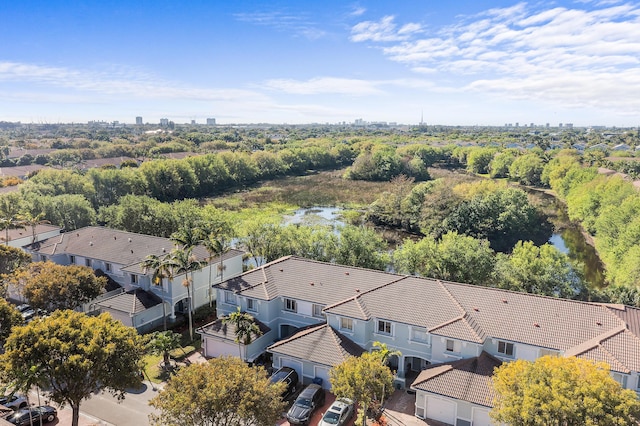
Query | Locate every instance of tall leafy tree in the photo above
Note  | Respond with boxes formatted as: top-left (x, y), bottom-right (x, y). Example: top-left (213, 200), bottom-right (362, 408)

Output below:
top-left (491, 356), bottom-right (640, 425)
top-left (0, 244), bottom-right (30, 276)
top-left (149, 357), bottom-right (286, 426)
top-left (330, 352), bottom-right (394, 426)
top-left (1, 310), bottom-right (145, 426)
top-left (18, 262), bottom-right (106, 311)
top-left (222, 307), bottom-right (262, 361)
top-left (0, 298), bottom-right (22, 342)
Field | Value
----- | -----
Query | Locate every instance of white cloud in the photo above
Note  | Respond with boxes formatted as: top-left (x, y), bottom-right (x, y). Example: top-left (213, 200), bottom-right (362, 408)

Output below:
top-left (351, 15), bottom-right (421, 42)
top-left (351, 2), bottom-right (640, 115)
top-left (234, 10), bottom-right (326, 40)
top-left (0, 61), bottom-right (268, 103)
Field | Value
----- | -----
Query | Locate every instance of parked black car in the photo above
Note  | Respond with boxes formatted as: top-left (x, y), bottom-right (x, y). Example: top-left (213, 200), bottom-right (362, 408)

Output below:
top-left (286, 383), bottom-right (325, 425)
top-left (5, 405), bottom-right (57, 426)
top-left (269, 366), bottom-right (299, 400)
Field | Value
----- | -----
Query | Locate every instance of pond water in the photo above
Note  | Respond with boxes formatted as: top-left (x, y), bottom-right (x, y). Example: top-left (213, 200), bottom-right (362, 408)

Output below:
top-left (284, 198), bottom-right (607, 289)
top-left (526, 189), bottom-right (607, 288)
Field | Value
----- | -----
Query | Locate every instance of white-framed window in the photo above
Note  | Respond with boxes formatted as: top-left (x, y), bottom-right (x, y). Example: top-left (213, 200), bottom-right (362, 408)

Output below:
top-left (445, 339), bottom-right (461, 353)
top-left (377, 320), bottom-right (392, 335)
top-left (224, 291), bottom-right (236, 305)
top-left (40, 255), bottom-right (47, 262)
top-left (612, 372), bottom-right (628, 388)
top-left (636, 376), bottom-right (640, 391)
top-left (130, 274), bottom-right (138, 284)
top-left (312, 304), bottom-right (325, 318)
top-left (284, 298), bottom-right (297, 312)
top-left (105, 263), bottom-right (112, 272)
top-left (247, 298), bottom-right (257, 312)
top-left (69, 255), bottom-right (76, 264)
top-left (340, 317), bottom-right (353, 331)
top-left (411, 327), bottom-right (429, 344)
top-left (498, 341), bottom-right (515, 357)
top-left (85, 258), bottom-right (92, 267)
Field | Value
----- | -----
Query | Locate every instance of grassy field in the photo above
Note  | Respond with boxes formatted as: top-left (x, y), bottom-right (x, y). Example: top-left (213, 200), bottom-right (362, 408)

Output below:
top-left (207, 169), bottom-right (397, 210)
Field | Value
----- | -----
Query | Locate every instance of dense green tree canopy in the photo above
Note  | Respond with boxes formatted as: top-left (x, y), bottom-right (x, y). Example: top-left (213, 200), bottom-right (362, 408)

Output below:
top-left (149, 357), bottom-right (286, 426)
top-left (1, 311), bottom-right (145, 426)
top-left (18, 262), bottom-right (107, 311)
top-left (0, 298), bottom-right (22, 341)
top-left (491, 356), bottom-right (640, 425)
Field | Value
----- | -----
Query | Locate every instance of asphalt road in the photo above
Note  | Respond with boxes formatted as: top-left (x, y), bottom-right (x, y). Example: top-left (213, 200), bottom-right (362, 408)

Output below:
top-left (78, 381), bottom-right (162, 426)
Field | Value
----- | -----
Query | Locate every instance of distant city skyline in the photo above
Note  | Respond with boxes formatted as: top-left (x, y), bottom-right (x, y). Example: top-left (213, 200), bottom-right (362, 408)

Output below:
top-left (2, 1), bottom-right (640, 127)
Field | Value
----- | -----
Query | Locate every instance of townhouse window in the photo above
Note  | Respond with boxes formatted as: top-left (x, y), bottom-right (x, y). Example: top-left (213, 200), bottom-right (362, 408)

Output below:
top-left (498, 341), bottom-right (515, 357)
top-left (130, 274), bottom-right (138, 284)
top-left (612, 373), bottom-right (628, 388)
top-left (340, 317), bottom-right (353, 331)
top-left (411, 327), bottom-right (429, 343)
top-left (85, 258), bottom-right (92, 267)
top-left (105, 263), bottom-right (112, 272)
top-left (284, 298), bottom-right (297, 312)
top-left (312, 304), bottom-right (325, 318)
top-left (70, 255), bottom-right (76, 264)
top-left (225, 291), bottom-right (236, 305)
top-left (40, 255), bottom-right (47, 262)
top-left (247, 298), bottom-right (257, 312)
top-left (377, 320), bottom-right (392, 335)
top-left (446, 339), bottom-right (455, 352)
top-left (637, 376), bottom-right (640, 391)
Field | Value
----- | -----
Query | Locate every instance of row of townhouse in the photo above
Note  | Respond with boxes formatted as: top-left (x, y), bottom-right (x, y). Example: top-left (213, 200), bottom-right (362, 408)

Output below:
top-left (202, 256), bottom-right (640, 426)
top-left (20, 226), bottom-right (244, 332)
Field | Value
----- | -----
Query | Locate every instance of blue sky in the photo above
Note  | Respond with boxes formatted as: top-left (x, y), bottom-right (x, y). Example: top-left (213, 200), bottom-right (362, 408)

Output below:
top-left (1, 0), bottom-right (639, 126)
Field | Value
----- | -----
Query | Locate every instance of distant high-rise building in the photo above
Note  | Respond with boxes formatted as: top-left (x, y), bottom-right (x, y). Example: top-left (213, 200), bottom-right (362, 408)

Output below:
top-left (206, 118), bottom-right (216, 125)
top-left (566, 123), bottom-right (573, 128)
top-left (160, 118), bottom-right (169, 126)
top-left (546, 123), bottom-right (550, 128)
top-left (530, 122), bottom-right (535, 128)
top-left (135, 116), bottom-right (143, 125)
top-left (191, 120), bottom-right (196, 125)
top-left (515, 122), bottom-right (519, 127)
top-left (559, 123), bottom-right (563, 128)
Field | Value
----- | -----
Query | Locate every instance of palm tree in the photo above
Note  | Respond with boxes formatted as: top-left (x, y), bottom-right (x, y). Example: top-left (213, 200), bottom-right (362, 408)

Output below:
top-left (168, 247), bottom-right (207, 341)
top-left (17, 211), bottom-right (49, 246)
top-left (222, 306), bottom-right (261, 361)
top-left (372, 341), bottom-right (402, 366)
top-left (141, 252), bottom-right (173, 331)
top-left (0, 217), bottom-right (23, 246)
top-left (147, 330), bottom-right (182, 369)
top-left (202, 232), bottom-right (231, 306)
top-left (169, 226), bottom-right (205, 250)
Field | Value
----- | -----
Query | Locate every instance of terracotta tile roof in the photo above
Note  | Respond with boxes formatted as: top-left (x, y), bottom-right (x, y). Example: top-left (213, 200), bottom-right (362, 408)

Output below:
top-left (198, 317), bottom-right (270, 340)
top-left (32, 226), bottom-right (242, 274)
top-left (411, 352), bottom-right (501, 407)
top-left (268, 324), bottom-right (364, 367)
top-left (216, 256), bottom-right (398, 305)
top-left (96, 289), bottom-right (162, 314)
top-left (217, 256), bottom-right (640, 374)
top-left (441, 281), bottom-right (626, 351)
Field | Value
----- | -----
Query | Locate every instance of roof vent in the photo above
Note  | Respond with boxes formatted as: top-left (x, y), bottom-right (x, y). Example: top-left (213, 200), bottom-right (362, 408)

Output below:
top-left (162, 248), bottom-right (166, 252)
top-left (310, 282), bottom-right (314, 286)
top-left (130, 249), bottom-right (133, 254)
top-left (128, 238), bottom-right (132, 243)
top-left (279, 268), bottom-right (284, 272)
top-left (473, 307), bottom-right (479, 311)
top-left (502, 299), bottom-right (508, 303)
top-left (76, 233), bottom-right (80, 237)
top-left (596, 321), bottom-right (602, 326)
top-left (114, 236), bottom-right (117, 240)
top-left (89, 241), bottom-right (93, 246)
top-left (345, 272), bottom-right (350, 275)
top-left (355, 288), bottom-right (360, 293)
top-left (534, 323), bottom-right (540, 328)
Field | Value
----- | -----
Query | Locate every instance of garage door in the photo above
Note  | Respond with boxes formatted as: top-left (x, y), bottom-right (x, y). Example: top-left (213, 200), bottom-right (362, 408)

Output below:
top-left (280, 358), bottom-right (303, 383)
top-left (205, 338), bottom-right (238, 358)
top-left (314, 366), bottom-right (332, 390)
top-left (426, 395), bottom-right (456, 425)
top-left (472, 408), bottom-right (491, 426)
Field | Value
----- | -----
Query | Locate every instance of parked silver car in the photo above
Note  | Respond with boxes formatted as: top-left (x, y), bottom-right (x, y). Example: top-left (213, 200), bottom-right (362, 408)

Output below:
top-left (0, 394), bottom-right (28, 410)
top-left (318, 398), bottom-right (354, 426)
